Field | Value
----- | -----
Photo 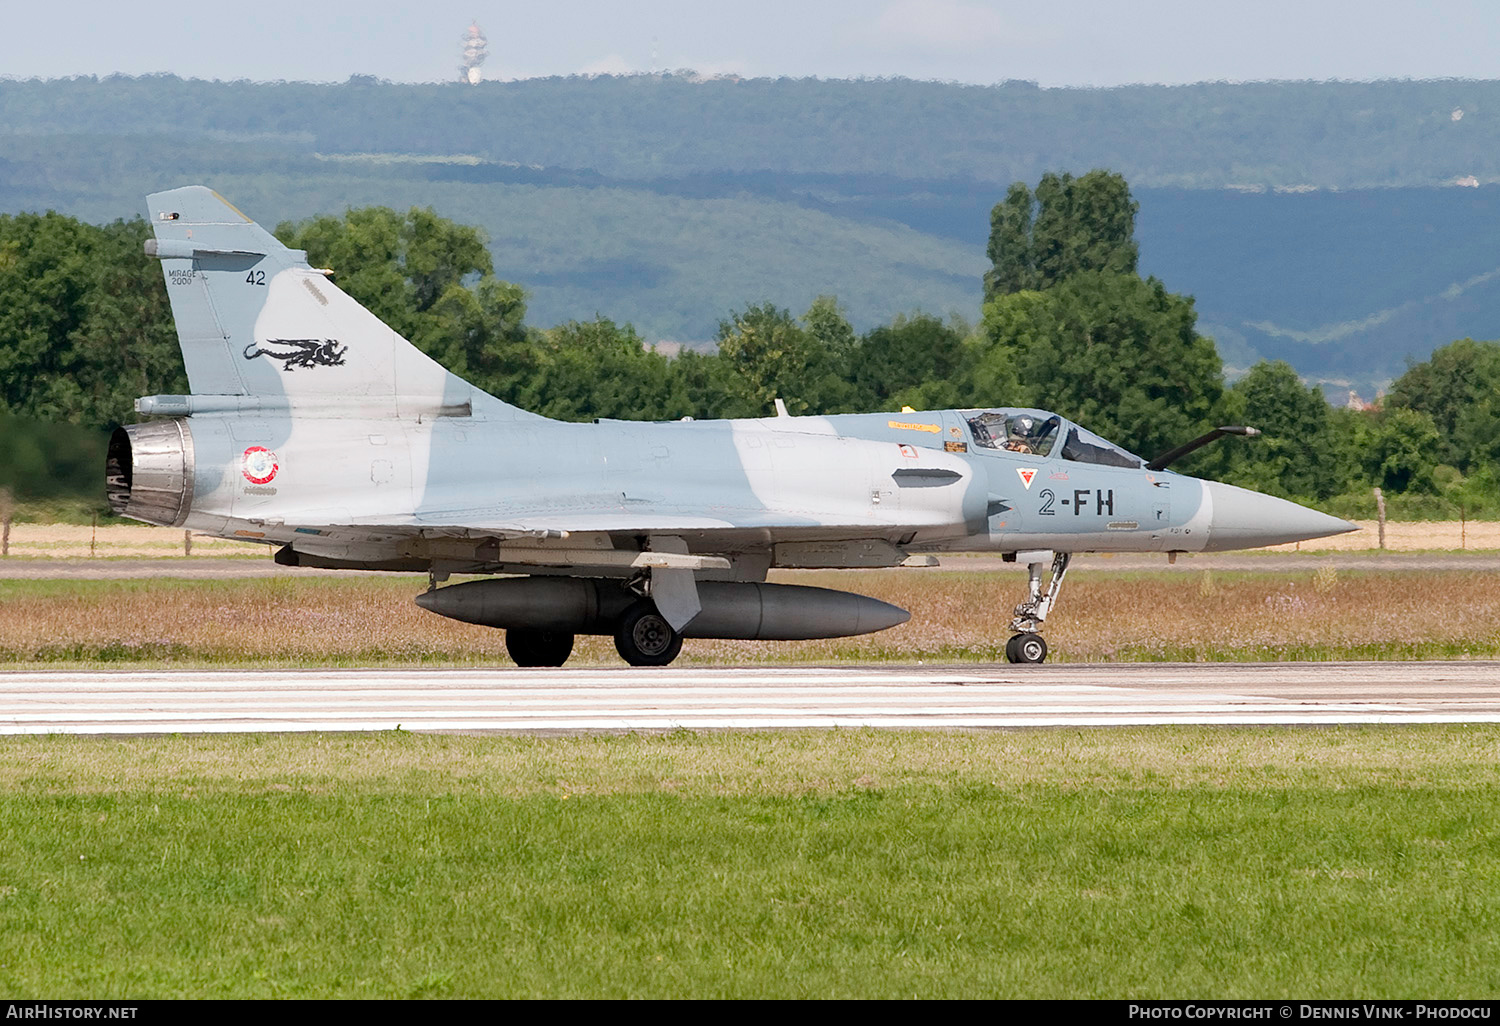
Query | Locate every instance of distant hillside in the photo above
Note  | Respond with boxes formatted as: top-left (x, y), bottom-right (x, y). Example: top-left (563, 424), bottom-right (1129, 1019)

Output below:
top-left (3, 74), bottom-right (1498, 189)
top-left (3, 76), bottom-right (1500, 393)
top-left (1134, 186), bottom-right (1500, 390)
top-left (0, 137), bottom-right (985, 343)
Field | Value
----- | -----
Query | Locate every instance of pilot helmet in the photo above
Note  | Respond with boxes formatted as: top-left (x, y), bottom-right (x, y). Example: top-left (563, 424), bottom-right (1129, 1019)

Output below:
top-left (1012, 414), bottom-right (1036, 436)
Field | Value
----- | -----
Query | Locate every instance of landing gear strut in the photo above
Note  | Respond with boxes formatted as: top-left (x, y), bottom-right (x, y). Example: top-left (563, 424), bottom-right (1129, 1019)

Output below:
top-left (1006, 552), bottom-right (1072, 664)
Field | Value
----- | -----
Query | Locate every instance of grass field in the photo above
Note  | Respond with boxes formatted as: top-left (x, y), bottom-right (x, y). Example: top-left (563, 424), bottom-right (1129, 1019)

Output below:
top-left (1, 566), bottom-right (1498, 666)
top-left (4, 556), bottom-right (1497, 997)
top-left (1, 728), bottom-right (1497, 998)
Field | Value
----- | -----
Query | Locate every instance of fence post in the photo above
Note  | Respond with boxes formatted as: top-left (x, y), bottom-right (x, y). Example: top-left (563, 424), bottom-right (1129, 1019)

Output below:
top-left (1374, 487), bottom-right (1386, 550)
top-left (0, 487), bottom-right (10, 558)
top-left (90, 513), bottom-right (97, 557)
top-left (184, 530), bottom-right (192, 557)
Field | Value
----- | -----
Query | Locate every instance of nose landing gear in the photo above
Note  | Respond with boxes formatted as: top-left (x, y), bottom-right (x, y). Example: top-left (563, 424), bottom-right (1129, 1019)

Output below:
top-left (1006, 632), bottom-right (1047, 664)
top-left (1006, 551), bottom-right (1071, 664)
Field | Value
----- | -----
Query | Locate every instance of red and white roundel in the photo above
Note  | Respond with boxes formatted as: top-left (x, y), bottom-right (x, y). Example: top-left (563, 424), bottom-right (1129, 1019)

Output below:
top-left (241, 446), bottom-right (279, 485)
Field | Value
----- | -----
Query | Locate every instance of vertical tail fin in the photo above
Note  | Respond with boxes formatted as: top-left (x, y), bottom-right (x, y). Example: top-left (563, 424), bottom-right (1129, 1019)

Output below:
top-left (145, 186), bottom-right (526, 416)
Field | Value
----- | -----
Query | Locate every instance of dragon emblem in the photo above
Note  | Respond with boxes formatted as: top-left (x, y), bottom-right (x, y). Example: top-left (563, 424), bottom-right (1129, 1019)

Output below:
top-left (243, 338), bottom-right (348, 371)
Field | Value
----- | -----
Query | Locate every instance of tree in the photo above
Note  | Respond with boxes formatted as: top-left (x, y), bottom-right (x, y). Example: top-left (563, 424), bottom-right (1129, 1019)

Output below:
top-left (69, 218), bottom-right (186, 426)
top-left (853, 313), bottom-right (968, 411)
top-left (524, 317), bottom-right (684, 422)
top-left (276, 206), bottom-right (495, 346)
top-left (1386, 338), bottom-right (1500, 473)
top-left (799, 295), bottom-right (866, 412)
top-left (1212, 360), bottom-right (1349, 499)
top-left (0, 413), bottom-right (107, 500)
top-left (714, 304), bottom-right (817, 417)
top-left (665, 346), bottom-right (740, 421)
top-left (983, 170), bottom-right (1139, 303)
top-left (424, 277), bottom-right (535, 402)
top-left (977, 169), bottom-right (1221, 461)
top-left (983, 182), bottom-right (1036, 299)
top-left (1352, 407), bottom-right (1442, 494)
top-left (713, 301), bottom-right (863, 417)
top-left (979, 271), bottom-right (1222, 460)
top-left (0, 213), bottom-right (92, 423)
top-left (277, 206), bottom-right (533, 403)
top-left (801, 295), bottom-right (857, 360)
top-left (0, 212), bottom-right (184, 428)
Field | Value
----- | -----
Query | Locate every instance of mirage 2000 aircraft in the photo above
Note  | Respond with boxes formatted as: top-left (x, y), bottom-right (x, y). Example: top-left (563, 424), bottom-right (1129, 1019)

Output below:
top-left (107, 187), bottom-right (1356, 666)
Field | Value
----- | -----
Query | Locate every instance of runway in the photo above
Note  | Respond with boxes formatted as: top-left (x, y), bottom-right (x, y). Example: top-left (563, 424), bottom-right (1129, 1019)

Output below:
top-left (3, 663), bottom-right (1500, 734)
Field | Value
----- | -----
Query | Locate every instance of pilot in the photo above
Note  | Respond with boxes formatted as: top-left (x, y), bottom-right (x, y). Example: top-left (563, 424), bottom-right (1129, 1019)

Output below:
top-left (1003, 415), bottom-right (1037, 454)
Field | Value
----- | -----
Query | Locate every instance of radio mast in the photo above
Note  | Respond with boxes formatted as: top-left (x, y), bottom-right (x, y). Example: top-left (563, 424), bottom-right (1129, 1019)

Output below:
top-left (460, 20), bottom-right (489, 85)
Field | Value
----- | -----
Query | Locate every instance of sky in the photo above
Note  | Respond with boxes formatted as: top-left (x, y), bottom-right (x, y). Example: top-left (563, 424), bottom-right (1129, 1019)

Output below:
top-left (2, 0), bottom-right (1498, 88)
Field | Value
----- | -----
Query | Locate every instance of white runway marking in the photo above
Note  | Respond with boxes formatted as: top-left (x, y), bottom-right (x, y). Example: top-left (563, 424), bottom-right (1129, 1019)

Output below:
top-left (3, 663), bottom-right (1500, 734)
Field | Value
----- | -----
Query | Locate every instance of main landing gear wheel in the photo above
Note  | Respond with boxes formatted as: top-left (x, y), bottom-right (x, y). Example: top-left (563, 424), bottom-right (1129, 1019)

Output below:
top-left (1006, 633), bottom-right (1047, 664)
top-left (614, 601), bottom-right (684, 667)
top-left (505, 629), bottom-right (575, 667)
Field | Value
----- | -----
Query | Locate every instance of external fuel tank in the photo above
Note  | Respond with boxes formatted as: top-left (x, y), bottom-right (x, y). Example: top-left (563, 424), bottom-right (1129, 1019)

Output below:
top-left (415, 577), bottom-right (909, 640)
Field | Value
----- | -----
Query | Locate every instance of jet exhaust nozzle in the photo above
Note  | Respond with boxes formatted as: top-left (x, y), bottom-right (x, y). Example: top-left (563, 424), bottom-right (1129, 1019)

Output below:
top-left (415, 577), bottom-right (910, 641)
top-left (105, 421), bottom-right (196, 527)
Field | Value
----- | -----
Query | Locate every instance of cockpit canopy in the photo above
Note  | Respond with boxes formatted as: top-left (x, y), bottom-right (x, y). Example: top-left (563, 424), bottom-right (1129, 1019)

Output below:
top-left (965, 409), bottom-right (1142, 469)
top-left (967, 410), bottom-right (1059, 457)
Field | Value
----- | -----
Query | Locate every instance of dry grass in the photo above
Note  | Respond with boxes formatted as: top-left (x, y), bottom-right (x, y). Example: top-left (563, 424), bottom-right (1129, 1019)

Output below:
top-left (1, 566), bottom-right (1498, 664)
top-left (2, 519), bottom-right (1498, 560)
top-left (751, 565), bottom-right (1500, 662)
top-left (1267, 519), bottom-right (1500, 551)
top-left (1, 524), bottom-right (266, 559)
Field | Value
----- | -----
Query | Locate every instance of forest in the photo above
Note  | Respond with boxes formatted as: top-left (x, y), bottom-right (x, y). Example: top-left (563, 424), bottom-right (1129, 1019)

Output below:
top-left (1, 170), bottom-right (1495, 521)
top-left (3, 74), bottom-right (1497, 189)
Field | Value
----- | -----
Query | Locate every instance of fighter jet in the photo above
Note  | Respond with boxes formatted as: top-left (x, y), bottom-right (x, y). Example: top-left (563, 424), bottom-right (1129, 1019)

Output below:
top-left (108, 187), bottom-right (1355, 666)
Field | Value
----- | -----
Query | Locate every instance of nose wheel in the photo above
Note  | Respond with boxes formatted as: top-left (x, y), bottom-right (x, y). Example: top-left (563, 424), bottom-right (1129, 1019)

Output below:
top-left (1005, 552), bottom-right (1071, 664)
top-left (1006, 633), bottom-right (1048, 664)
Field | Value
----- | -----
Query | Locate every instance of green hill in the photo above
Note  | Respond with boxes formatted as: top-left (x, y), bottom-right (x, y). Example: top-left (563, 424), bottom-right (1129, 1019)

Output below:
top-left (4, 74), bottom-right (1497, 188)
top-left (5, 75), bottom-right (1500, 391)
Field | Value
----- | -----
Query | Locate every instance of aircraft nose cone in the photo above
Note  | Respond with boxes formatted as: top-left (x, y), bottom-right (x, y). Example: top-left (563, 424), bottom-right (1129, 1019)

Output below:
top-left (1201, 481), bottom-right (1359, 552)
